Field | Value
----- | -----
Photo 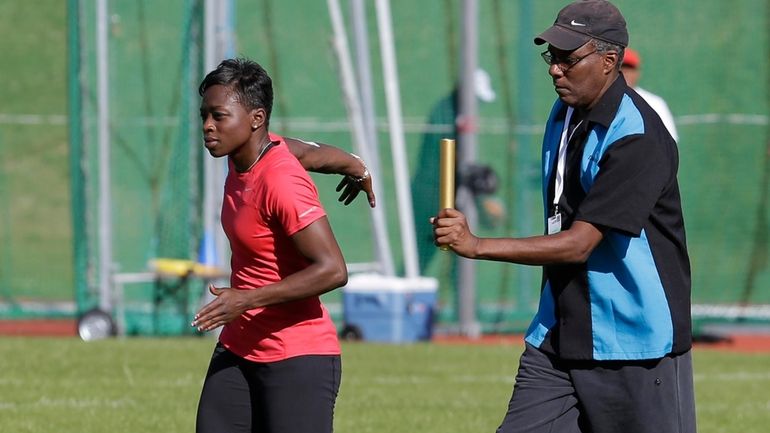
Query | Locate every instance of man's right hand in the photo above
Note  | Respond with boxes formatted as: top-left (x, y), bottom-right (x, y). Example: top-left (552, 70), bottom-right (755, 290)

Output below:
top-left (432, 208), bottom-right (480, 258)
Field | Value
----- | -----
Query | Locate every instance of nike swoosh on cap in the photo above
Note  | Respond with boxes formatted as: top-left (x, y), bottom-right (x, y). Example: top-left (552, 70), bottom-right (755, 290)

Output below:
top-left (570, 20), bottom-right (587, 26)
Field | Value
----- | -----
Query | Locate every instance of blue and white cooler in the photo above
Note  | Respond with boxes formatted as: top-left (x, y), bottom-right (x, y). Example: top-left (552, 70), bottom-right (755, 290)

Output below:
top-left (340, 273), bottom-right (439, 343)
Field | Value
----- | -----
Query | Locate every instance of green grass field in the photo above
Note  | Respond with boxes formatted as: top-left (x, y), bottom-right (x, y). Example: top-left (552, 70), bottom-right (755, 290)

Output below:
top-left (0, 338), bottom-right (768, 433)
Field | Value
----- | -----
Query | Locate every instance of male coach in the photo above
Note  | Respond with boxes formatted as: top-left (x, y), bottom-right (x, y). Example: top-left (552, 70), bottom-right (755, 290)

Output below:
top-left (432, 1), bottom-right (695, 432)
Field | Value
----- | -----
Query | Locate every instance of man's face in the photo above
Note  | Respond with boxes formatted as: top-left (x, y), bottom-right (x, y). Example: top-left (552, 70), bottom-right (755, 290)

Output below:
top-left (546, 42), bottom-right (611, 109)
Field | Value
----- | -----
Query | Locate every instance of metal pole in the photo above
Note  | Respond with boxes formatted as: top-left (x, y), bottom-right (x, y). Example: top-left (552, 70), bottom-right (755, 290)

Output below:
top-left (350, 0), bottom-right (377, 150)
top-left (328, 0), bottom-right (395, 276)
top-left (96, 0), bottom-right (113, 313)
top-left (68, 0), bottom-right (89, 312)
top-left (457, 0), bottom-right (481, 337)
top-left (374, 0), bottom-right (420, 278)
top-left (349, 0), bottom-right (379, 190)
top-left (203, 0), bottom-right (216, 69)
top-left (215, 0), bottom-right (236, 268)
top-left (202, 0), bottom-right (233, 275)
top-left (349, 0), bottom-right (395, 276)
top-left (516, 0), bottom-right (535, 310)
top-left (202, 0), bottom-right (217, 270)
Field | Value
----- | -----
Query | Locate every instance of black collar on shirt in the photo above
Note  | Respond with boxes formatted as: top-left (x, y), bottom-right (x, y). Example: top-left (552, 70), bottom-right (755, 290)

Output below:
top-left (577, 74), bottom-right (629, 130)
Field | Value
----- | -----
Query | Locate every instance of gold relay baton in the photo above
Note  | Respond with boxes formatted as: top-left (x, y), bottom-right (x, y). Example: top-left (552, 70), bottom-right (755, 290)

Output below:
top-left (438, 138), bottom-right (456, 251)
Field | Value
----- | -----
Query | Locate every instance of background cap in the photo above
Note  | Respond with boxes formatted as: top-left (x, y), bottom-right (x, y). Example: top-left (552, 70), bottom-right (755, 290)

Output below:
top-left (474, 69), bottom-right (496, 103)
top-left (534, 0), bottom-right (628, 50)
top-left (622, 47), bottom-right (641, 68)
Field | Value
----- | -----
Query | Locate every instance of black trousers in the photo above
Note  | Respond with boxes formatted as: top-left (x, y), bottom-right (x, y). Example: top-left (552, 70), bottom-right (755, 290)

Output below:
top-left (496, 343), bottom-right (697, 433)
top-left (196, 343), bottom-right (342, 433)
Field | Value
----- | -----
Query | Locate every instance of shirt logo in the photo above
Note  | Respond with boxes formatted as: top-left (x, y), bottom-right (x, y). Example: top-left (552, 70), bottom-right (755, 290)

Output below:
top-left (298, 206), bottom-right (318, 219)
top-left (570, 20), bottom-right (587, 26)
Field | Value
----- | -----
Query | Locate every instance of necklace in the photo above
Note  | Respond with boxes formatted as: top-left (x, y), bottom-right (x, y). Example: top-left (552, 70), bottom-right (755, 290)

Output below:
top-left (240, 139), bottom-right (273, 173)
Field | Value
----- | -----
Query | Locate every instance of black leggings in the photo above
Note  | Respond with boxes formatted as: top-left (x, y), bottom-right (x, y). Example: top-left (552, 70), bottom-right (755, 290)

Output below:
top-left (196, 344), bottom-right (342, 433)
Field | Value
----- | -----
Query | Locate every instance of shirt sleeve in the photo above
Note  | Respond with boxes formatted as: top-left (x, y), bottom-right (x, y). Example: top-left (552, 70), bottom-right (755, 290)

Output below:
top-left (264, 160), bottom-right (327, 236)
top-left (575, 134), bottom-right (675, 236)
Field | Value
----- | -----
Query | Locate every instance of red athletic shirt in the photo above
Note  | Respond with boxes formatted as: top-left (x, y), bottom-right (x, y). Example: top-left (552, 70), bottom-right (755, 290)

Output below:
top-left (218, 133), bottom-right (341, 362)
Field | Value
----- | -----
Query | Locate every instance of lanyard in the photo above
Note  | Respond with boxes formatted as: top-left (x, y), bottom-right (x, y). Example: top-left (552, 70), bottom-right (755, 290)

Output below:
top-left (552, 106), bottom-right (583, 214)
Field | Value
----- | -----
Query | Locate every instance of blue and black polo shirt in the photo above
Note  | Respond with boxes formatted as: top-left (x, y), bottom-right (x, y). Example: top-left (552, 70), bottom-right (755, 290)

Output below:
top-left (525, 76), bottom-right (692, 361)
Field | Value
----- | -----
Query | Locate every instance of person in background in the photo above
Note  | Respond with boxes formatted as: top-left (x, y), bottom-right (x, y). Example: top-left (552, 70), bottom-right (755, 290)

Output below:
top-left (192, 58), bottom-right (350, 433)
top-left (411, 69), bottom-right (504, 310)
top-left (621, 47), bottom-right (679, 142)
top-left (433, 1), bottom-right (695, 432)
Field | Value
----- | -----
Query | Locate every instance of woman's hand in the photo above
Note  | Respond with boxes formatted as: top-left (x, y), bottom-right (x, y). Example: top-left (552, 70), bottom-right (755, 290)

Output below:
top-left (191, 284), bottom-right (252, 332)
top-left (336, 174), bottom-right (375, 207)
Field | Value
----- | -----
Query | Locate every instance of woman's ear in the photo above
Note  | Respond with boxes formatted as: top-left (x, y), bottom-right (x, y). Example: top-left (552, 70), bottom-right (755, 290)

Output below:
top-left (250, 108), bottom-right (267, 131)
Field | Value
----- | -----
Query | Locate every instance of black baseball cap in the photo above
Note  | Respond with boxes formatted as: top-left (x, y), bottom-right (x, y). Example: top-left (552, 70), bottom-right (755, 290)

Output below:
top-left (534, 0), bottom-right (628, 51)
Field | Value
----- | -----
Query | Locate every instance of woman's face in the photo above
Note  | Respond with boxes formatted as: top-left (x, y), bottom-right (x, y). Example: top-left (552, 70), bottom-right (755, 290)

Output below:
top-left (200, 84), bottom-right (254, 158)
